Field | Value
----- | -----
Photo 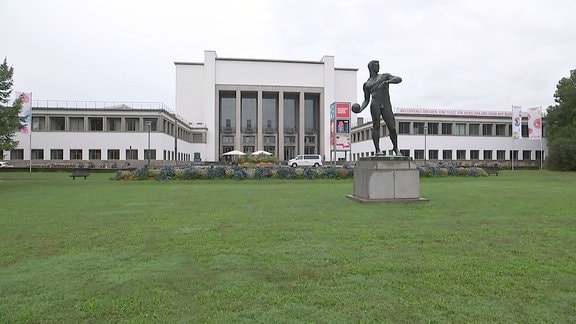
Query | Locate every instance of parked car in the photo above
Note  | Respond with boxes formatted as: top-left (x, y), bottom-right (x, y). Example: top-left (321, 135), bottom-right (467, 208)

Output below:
top-left (0, 161), bottom-right (15, 168)
top-left (288, 154), bottom-right (323, 167)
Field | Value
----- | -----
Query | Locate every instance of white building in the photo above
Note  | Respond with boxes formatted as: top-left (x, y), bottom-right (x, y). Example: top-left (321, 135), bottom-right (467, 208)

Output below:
top-left (351, 107), bottom-right (547, 168)
top-left (175, 50), bottom-right (357, 162)
top-left (3, 51), bottom-right (547, 168)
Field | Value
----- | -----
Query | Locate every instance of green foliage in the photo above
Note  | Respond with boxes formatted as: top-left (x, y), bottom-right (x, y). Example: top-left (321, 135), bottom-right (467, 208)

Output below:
top-left (272, 165), bottom-right (296, 179)
top-left (322, 166), bottom-right (339, 179)
top-left (156, 165), bottom-right (175, 180)
top-left (546, 137), bottom-right (576, 171)
top-left (302, 166), bottom-right (318, 179)
top-left (419, 165), bottom-right (488, 177)
top-left (0, 57), bottom-right (24, 151)
top-left (546, 68), bottom-right (576, 170)
top-left (134, 165), bottom-right (149, 179)
top-left (254, 166), bottom-right (269, 180)
top-left (207, 165), bottom-right (226, 179)
top-left (184, 164), bottom-right (201, 179)
top-left (232, 166), bottom-right (247, 180)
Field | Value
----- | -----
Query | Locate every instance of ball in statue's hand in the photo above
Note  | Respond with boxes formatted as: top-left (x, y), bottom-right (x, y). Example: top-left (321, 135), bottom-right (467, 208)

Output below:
top-left (351, 103), bottom-right (361, 113)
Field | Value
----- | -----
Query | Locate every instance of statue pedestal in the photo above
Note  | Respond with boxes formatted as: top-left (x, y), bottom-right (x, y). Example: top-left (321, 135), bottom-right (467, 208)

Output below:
top-left (347, 156), bottom-right (428, 202)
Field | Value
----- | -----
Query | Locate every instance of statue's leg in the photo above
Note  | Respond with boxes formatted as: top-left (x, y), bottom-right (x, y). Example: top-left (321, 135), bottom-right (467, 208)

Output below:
top-left (381, 107), bottom-right (400, 155)
top-left (371, 107), bottom-right (381, 153)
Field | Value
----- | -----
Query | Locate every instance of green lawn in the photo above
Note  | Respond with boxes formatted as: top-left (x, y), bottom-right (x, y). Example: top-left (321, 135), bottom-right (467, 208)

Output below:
top-left (1, 170), bottom-right (575, 322)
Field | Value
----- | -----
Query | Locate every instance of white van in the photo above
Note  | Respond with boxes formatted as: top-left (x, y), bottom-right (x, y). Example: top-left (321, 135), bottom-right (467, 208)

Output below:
top-left (288, 154), bottom-right (323, 167)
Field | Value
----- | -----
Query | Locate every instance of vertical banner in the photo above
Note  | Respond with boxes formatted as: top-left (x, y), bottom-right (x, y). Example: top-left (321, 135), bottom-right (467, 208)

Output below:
top-left (512, 105), bottom-right (522, 139)
top-left (527, 106), bottom-right (542, 140)
top-left (16, 92), bottom-right (32, 134)
top-left (331, 102), bottom-right (351, 151)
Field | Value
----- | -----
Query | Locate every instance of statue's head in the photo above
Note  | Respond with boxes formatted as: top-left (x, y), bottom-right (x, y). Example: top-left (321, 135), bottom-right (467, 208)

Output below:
top-left (368, 60), bottom-right (380, 73)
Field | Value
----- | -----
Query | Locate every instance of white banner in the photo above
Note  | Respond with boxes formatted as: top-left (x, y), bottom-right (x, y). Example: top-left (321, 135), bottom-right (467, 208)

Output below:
top-left (16, 92), bottom-right (32, 134)
top-left (527, 107), bottom-right (542, 140)
top-left (512, 106), bottom-right (522, 139)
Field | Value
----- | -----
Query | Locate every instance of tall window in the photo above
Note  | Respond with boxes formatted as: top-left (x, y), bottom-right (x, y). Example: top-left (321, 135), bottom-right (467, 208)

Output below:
top-left (126, 118), bottom-right (139, 131)
top-left (304, 93), bottom-right (320, 133)
top-left (50, 117), bottom-right (65, 131)
top-left (482, 124), bottom-right (493, 136)
top-left (457, 150), bottom-right (466, 160)
top-left (496, 124), bottom-right (507, 136)
top-left (143, 118), bottom-right (158, 131)
top-left (126, 149), bottom-right (138, 159)
top-left (413, 122), bottom-right (425, 134)
top-left (10, 149), bottom-right (24, 160)
top-left (69, 117), bottom-right (84, 131)
top-left (399, 122), bottom-right (410, 134)
top-left (220, 91), bottom-right (236, 132)
top-left (51, 149), bottom-right (63, 160)
top-left (144, 150), bottom-right (156, 160)
top-left (107, 118), bottom-right (121, 131)
top-left (427, 123), bottom-right (439, 134)
top-left (414, 150), bottom-right (424, 159)
top-left (283, 93), bottom-right (299, 133)
top-left (469, 124), bottom-right (480, 136)
top-left (262, 92), bottom-right (278, 132)
top-left (454, 123), bottom-right (466, 135)
top-left (32, 116), bottom-right (45, 131)
top-left (31, 149), bottom-right (44, 160)
top-left (241, 92), bottom-right (257, 132)
top-left (89, 117), bottom-right (103, 131)
top-left (470, 150), bottom-right (480, 159)
top-left (89, 149), bottom-right (101, 160)
top-left (107, 149), bottom-right (120, 160)
top-left (70, 149), bottom-right (82, 160)
top-left (523, 150), bottom-right (531, 160)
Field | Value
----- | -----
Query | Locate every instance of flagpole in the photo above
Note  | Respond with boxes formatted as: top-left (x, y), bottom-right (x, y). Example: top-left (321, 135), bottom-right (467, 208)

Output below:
top-left (29, 92), bottom-right (33, 173)
top-left (540, 106), bottom-right (543, 170)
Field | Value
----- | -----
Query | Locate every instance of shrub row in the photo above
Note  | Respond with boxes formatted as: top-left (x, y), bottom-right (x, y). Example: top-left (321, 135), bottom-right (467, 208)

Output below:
top-left (419, 165), bottom-right (488, 177)
top-left (114, 164), bottom-right (491, 181)
top-left (114, 165), bottom-right (354, 181)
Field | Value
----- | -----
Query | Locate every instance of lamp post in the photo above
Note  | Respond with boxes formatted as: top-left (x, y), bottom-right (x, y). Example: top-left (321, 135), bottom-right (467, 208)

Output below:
top-left (423, 125), bottom-right (428, 166)
top-left (147, 121), bottom-right (152, 166)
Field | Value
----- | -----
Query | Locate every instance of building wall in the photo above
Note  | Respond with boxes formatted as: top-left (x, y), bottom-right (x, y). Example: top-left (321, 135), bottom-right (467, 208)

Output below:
top-left (175, 50), bottom-right (358, 162)
top-left (351, 111), bottom-right (547, 166)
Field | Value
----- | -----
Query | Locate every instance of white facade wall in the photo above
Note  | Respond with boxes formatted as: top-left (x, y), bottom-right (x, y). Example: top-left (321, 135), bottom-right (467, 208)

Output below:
top-left (175, 50), bottom-right (358, 162)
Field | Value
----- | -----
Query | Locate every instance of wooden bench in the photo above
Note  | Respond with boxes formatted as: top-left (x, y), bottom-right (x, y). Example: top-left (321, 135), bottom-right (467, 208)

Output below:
top-left (70, 168), bottom-right (90, 179)
top-left (483, 166), bottom-right (500, 176)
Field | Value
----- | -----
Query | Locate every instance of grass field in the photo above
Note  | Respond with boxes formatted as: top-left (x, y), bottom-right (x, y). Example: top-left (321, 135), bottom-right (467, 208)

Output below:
top-left (1, 170), bottom-right (575, 322)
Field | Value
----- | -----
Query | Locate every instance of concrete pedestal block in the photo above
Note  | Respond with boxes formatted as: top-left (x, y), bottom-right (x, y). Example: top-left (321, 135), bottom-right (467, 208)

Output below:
top-left (347, 156), bottom-right (428, 202)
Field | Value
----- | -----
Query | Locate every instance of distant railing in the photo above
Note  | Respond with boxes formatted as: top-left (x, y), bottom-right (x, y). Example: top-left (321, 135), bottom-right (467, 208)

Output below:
top-left (33, 100), bottom-right (173, 111)
top-left (31, 100), bottom-right (195, 128)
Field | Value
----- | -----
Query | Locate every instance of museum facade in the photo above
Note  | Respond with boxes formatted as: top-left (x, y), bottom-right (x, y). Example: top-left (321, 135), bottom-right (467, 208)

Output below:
top-left (3, 51), bottom-right (546, 167)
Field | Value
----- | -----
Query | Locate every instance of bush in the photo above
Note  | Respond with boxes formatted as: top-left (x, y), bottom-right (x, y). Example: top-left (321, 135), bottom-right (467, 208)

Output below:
top-left (134, 166), bottom-right (149, 180)
top-left (207, 166), bottom-right (226, 179)
top-left (323, 166), bottom-right (339, 179)
top-left (184, 165), bottom-right (201, 180)
top-left (302, 167), bottom-right (318, 179)
top-left (547, 137), bottom-right (576, 171)
top-left (157, 165), bottom-right (175, 181)
top-left (233, 166), bottom-right (247, 180)
top-left (273, 166), bottom-right (296, 179)
top-left (254, 166), bottom-right (270, 180)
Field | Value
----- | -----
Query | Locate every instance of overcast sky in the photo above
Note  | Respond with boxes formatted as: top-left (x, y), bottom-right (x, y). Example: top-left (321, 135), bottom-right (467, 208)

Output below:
top-left (2, 0), bottom-right (574, 118)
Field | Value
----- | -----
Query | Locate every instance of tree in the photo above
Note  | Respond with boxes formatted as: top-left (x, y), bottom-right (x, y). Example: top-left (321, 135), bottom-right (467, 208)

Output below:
top-left (0, 57), bottom-right (24, 152)
top-left (546, 68), bottom-right (576, 170)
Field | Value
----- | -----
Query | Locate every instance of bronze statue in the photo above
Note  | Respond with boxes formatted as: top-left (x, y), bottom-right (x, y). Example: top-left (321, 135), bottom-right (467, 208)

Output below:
top-left (352, 60), bottom-right (402, 155)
